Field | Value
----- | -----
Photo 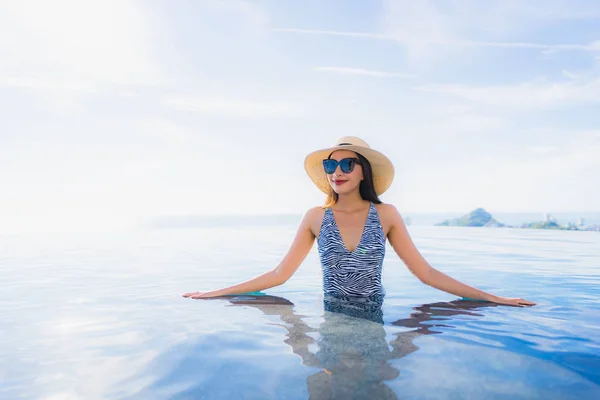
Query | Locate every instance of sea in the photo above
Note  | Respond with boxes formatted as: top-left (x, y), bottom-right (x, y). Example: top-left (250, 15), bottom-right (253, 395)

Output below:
top-left (1, 213), bottom-right (599, 399)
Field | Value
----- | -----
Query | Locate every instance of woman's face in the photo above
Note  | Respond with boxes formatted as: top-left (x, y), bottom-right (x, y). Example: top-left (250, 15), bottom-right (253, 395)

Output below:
top-left (326, 150), bottom-right (364, 195)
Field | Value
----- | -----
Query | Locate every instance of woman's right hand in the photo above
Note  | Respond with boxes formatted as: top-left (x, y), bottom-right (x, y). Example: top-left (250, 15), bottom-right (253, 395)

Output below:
top-left (182, 291), bottom-right (218, 299)
top-left (181, 207), bottom-right (319, 301)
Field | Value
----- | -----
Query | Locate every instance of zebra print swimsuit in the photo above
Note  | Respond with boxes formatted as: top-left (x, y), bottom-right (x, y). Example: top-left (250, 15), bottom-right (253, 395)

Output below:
top-left (317, 202), bottom-right (386, 300)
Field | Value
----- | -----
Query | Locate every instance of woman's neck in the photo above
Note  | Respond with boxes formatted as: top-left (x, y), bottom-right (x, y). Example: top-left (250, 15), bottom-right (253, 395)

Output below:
top-left (334, 191), bottom-right (369, 211)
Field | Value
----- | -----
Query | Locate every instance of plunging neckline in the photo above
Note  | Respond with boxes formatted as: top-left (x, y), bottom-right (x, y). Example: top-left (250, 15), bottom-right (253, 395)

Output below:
top-left (330, 202), bottom-right (372, 253)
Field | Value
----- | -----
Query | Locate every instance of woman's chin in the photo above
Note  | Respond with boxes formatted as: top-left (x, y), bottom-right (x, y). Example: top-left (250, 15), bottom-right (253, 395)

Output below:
top-left (331, 185), bottom-right (356, 195)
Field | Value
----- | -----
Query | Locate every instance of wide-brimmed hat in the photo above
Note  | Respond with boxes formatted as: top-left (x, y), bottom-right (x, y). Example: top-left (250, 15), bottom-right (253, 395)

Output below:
top-left (304, 136), bottom-right (395, 195)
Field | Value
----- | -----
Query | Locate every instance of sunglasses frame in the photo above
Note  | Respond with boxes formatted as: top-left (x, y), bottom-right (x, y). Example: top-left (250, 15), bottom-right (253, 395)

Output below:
top-left (322, 157), bottom-right (361, 174)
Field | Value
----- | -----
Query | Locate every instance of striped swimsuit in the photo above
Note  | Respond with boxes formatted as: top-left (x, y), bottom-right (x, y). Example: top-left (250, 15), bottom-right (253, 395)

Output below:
top-left (317, 202), bottom-right (386, 300)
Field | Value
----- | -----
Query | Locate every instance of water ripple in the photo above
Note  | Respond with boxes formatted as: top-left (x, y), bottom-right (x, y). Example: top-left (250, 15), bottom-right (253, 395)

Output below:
top-left (1, 227), bottom-right (599, 399)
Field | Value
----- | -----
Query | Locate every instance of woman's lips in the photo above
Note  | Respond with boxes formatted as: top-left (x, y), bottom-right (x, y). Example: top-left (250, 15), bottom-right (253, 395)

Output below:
top-left (333, 180), bottom-right (347, 185)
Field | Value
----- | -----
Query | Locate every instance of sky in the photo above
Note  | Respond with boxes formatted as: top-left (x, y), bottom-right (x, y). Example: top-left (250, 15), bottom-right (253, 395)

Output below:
top-left (1, 0), bottom-right (599, 232)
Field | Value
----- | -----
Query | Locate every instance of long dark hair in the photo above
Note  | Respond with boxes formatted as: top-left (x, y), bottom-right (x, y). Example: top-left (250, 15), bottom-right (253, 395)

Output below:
top-left (324, 152), bottom-right (382, 208)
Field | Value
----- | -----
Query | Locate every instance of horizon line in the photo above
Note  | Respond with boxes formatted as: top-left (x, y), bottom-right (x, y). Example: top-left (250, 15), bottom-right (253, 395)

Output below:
top-left (148, 209), bottom-right (600, 218)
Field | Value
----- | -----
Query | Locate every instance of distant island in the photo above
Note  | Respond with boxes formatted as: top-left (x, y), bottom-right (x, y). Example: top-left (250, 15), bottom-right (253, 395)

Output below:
top-left (436, 208), bottom-right (505, 228)
top-left (435, 208), bottom-right (600, 232)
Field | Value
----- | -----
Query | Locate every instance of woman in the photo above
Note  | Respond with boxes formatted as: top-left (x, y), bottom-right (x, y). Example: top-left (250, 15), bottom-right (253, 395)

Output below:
top-left (183, 136), bottom-right (536, 307)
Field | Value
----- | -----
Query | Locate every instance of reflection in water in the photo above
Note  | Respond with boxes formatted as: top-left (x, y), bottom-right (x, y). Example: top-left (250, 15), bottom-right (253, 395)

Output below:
top-left (222, 294), bottom-right (499, 399)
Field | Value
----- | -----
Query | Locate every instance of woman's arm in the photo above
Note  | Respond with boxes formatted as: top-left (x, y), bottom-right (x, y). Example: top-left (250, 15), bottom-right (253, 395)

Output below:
top-left (183, 207), bottom-right (319, 299)
top-left (383, 205), bottom-right (536, 307)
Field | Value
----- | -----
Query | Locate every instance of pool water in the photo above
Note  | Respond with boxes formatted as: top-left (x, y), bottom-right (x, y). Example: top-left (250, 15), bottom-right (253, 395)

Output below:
top-left (1, 225), bottom-right (599, 399)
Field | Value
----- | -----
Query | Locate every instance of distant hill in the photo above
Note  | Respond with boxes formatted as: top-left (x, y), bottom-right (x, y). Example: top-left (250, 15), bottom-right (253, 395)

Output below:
top-left (434, 208), bottom-right (599, 231)
top-left (435, 208), bottom-right (506, 227)
top-left (521, 221), bottom-right (569, 230)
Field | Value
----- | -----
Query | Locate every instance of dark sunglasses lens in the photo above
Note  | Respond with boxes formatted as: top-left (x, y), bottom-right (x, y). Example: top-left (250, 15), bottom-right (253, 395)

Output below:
top-left (340, 158), bottom-right (356, 173)
top-left (323, 159), bottom-right (337, 174)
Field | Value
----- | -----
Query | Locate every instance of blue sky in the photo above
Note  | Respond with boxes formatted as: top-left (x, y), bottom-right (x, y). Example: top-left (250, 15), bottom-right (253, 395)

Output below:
top-left (1, 0), bottom-right (599, 232)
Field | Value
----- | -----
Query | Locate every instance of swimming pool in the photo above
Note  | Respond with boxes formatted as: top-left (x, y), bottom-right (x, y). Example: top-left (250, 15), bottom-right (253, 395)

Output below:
top-left (1, 225), bottom-right (599, 399)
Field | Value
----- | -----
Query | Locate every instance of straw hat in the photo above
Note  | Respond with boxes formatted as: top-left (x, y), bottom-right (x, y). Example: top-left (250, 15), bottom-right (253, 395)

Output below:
top-left (304, 136), bottom-right (395, 195)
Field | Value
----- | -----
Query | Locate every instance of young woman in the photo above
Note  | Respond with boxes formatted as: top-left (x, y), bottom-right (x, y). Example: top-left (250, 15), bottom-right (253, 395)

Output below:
top-left (183, 136), bottom-right (536, 307)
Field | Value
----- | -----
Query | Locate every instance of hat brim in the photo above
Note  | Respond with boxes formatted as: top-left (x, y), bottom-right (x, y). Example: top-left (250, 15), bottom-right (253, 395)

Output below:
top-left (304, 145), bottom-right (395, 196)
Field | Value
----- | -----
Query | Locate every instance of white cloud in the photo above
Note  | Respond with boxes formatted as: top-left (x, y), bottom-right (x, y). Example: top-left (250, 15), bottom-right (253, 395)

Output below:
top-left (0, 76), bottom-right (98, 115)
top-left (313, 67), bottom-right (415, 79)
top-left (0, 77), bottom-right (95, 93)
top-left (529, 146), bottom-right (558, 155)
top-left (380, 0), bottom-right (600, 64)
top-left (402, 104), bottom-right (509, 136)
top-left (201, 0), bottom-right (271, 30)
top-left (0, 0), bottom-right (164, 114)
top-left (163, 95), bottom-right (307, 118)
top-left (276, 1), bottom-right (600, 68)
top-left (1, 0), bottom-right (599, 233)
top-left (273, 28), bottom-right (388, 40)
top-left (418, 78), bottom-right (600, 108)
top-left (561, 70), bottom-right (578, 80)
top-left (381, 0), bottom-right (457, 57)
top-left (276, 27), bottom-right (599, 52)
top-left (0, 0), bottom-right (162, 85)
top-left (482, 0), bottom-right (600, 22)
top-left (397, 130), bottom-right (600, 212)
top-left (463, 40), bottom-right (600, 52)
top-left (382, 0), bottom-right (600, 42)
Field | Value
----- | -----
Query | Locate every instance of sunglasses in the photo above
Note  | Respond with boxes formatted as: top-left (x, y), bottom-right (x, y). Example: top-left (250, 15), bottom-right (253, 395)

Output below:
top-left (323, 157), bottom-right (360, 174)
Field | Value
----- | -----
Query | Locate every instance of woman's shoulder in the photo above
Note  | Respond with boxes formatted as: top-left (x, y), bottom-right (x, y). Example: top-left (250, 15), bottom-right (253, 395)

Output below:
top-left (305, 205), bottom-right (326, 221)
top-left (374, 202), bottom-right (400, 216)
top-left (302, 206), bottom-right (327, 237)
top-left (374, 202), bottom-right (406, 224)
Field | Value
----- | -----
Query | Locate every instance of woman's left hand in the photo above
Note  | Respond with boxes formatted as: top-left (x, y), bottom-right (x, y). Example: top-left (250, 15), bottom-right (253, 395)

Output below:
top-left (490, 296), bottom-right (536, 307)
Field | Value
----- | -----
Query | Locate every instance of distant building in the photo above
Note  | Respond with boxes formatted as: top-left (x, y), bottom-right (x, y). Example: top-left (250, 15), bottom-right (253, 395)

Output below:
top-left (578, 217), bottom-right (585, 226)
